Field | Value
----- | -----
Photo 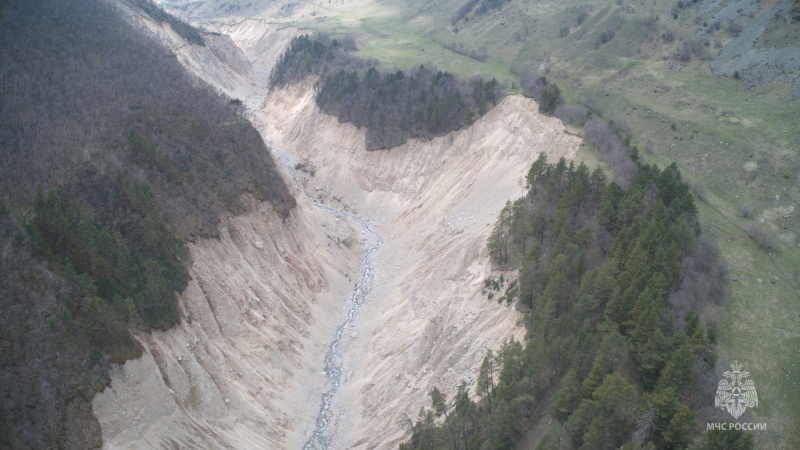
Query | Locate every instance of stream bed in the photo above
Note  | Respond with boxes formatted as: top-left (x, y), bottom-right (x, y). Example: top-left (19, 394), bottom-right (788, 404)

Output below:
top-left (270, 147), bottom-right (383, 450)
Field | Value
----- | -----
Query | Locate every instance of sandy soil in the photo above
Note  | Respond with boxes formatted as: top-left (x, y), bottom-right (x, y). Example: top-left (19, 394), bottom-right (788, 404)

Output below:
top-left (211, 20), bottom-right (309, 82)
top-left (253, 78), bottom-right (581, 448)
top-left (92, 196), bottom-right (366, 449)
top-left (93, 15), bottom-right (581, 449)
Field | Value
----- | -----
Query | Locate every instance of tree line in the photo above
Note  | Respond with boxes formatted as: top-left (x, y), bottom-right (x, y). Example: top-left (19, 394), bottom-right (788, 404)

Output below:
top-left (271, 35), bottom-right (504, 150)
top-left (431, 37), bottom-right (488, 62)
top-left (401, 154), bottom-right (747, 449)
top-left (510, 63), bottom-right (565, 117)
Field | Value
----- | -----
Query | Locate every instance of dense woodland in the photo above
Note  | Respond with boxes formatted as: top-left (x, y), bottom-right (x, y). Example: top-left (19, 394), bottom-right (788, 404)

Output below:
top-left (271, 35), bottom-right (504, 149)
top-left (402, 138), bottom-right (747, 448)
top-left (0, 0), bottom-right (293, 447)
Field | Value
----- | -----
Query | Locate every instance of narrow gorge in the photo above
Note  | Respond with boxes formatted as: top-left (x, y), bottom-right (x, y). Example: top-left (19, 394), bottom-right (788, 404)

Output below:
top-left (92, 15), bottom-right (581, 449)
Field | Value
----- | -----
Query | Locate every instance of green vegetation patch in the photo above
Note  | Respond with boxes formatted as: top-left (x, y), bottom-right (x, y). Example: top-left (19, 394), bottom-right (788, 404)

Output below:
top-left (271, 34), bottom-right (504, 149)
top-left (404, 151), bottom-right (733, 448)
top-left (29, 169), bottom-right (188, 338)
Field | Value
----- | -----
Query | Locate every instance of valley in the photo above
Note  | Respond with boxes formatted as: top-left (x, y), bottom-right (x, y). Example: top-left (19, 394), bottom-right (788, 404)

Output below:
top-left (2, 0), bottom-right (797, 448)
top-left (91, 16), bottom-right (580, 449)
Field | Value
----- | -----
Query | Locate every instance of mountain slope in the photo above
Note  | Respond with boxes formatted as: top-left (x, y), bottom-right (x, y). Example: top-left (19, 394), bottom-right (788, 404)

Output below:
top-left (0, 0), bottom-right (293, 447)
top-left (89, 17), bottom-right (582, 446)
top-left (156, 0), bottom-right (800, 447)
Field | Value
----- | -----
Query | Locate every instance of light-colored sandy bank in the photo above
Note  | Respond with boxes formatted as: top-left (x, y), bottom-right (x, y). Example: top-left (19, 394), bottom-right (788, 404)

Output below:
top-left (253, 78), bottom-right (581, 448)
top-left (92, 197), bottom-right (364, 449)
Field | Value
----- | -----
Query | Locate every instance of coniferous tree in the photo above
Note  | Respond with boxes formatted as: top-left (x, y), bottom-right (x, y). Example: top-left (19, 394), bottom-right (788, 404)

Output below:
top-left (403, 151), bottom-right (728, 449)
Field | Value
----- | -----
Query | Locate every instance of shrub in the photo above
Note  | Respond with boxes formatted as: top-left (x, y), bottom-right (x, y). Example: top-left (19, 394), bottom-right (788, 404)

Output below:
top-left (748, 225), bottom-right (781, 250)
top-left (433, 38), bottom-right (488, 61)
top-left (598, 28), bottom-right (616, 44)
top-left (689, 180), bottom-right (707, 202)
top-left (512, 70), bottom-right (564, 115)
top-left (671, 38), bottom-right (710, 62)
top-left (475, 0), bottom-right (511, 16)
top-left (643, 15), bottom-right (659, 40)
top-left (739, 204), bottom-right (754, 218)
top-left (582, 95), bottom-right (604, 116)
top-left (451, 0), bottom-right (479, 26)
top-left (555, 104), bottom-right (588, 126)
top-left (583, 119), bottom-right (636, 185)
top-left (727, 22), bottom-right (742, 37)
top-left (576, 9), bottom-right (589, 25)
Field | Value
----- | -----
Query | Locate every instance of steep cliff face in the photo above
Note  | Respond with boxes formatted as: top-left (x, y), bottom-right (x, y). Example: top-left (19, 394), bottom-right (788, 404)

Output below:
top-left (91, 17), bottom-right (582, 449)
top-left (212, 20), bottom-right (308, 82)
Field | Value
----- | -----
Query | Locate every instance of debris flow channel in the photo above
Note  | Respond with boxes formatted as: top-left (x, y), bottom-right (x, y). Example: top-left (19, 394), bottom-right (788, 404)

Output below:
top-left (270, 147), bottom-right (383, 450)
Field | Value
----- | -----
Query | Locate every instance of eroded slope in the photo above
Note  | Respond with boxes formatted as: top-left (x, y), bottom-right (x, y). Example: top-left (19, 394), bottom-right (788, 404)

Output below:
top-left (254, 78), bottom-right (580, 448)
top-left (93, 17), bottom-right (581, 449)
top-left (93, 198), bottom-right (363, 449)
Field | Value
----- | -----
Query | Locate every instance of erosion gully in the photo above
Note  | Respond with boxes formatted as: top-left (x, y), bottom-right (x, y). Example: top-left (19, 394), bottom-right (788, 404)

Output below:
top-left (270, 146), bottom-right (383, 450)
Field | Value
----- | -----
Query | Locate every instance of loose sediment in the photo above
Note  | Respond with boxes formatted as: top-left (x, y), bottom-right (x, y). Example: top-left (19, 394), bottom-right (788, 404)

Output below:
top-left (270, 148), bottom-right (384, 450)
top-left (253, 77), bottom-right (581, 448)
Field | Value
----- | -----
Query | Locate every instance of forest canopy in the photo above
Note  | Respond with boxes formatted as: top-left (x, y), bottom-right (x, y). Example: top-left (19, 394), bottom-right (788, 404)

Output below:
top-left (402, 153), bottom-right (737, 449)
top-left (271, 34), bottom-right (504, 150)
top-left (0, 0), bottom-right (294, 447)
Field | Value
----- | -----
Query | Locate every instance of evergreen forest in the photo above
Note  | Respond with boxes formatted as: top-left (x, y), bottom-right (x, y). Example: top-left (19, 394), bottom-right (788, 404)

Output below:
top-left (402, 152), bottom-right (750, 449)
top-left (271, 35), bottom-right (504, 149)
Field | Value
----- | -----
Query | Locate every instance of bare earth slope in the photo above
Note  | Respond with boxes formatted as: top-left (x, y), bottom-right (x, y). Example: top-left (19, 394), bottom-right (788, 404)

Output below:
top-left (254, 78), bottom-right (580, 448)
top-left (212, 20), bottom-right (308, 82)
top-left (92, 197), bottom-right (364, 449)
top-left (116, 1), bottom-right (258, 103)
top-left (92, 18), bottom-right (580, 449)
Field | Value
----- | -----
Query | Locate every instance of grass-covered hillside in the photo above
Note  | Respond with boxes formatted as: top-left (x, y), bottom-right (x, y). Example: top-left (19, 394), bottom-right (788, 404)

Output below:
top-left (0, 0), bottom-right (293, 447)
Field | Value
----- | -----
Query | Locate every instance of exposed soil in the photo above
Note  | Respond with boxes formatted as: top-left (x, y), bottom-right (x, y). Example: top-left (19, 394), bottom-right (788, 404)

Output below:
top-left (252, 77), bottom-right (580, 448)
